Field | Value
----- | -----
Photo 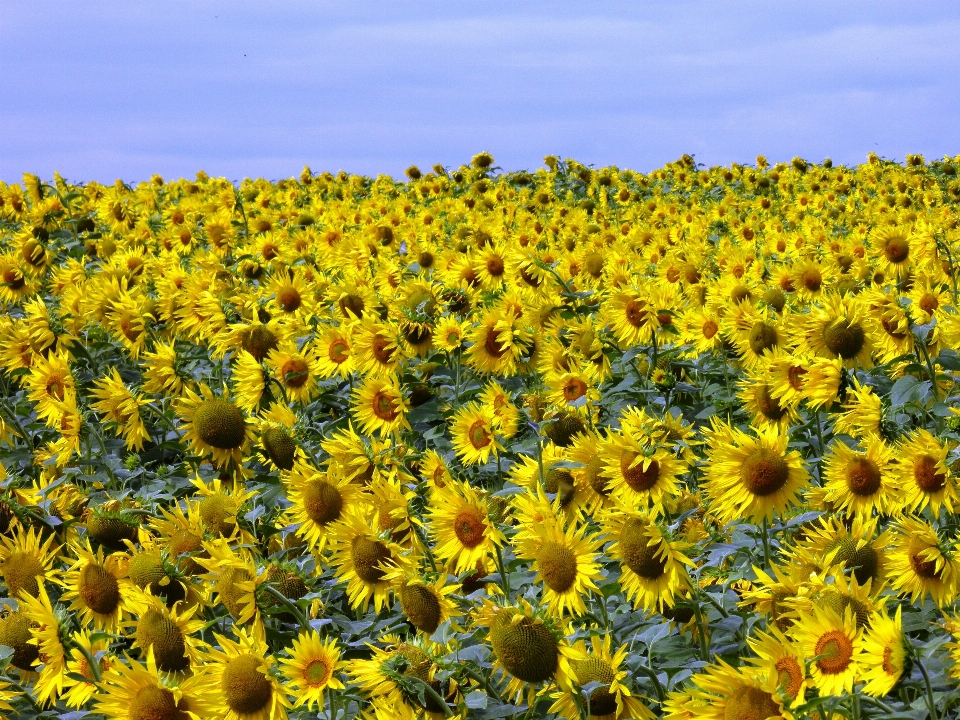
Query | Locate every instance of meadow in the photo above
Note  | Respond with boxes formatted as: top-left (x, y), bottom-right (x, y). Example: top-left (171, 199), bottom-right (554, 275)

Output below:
top-left (1, 151), bottom-right (960, 719)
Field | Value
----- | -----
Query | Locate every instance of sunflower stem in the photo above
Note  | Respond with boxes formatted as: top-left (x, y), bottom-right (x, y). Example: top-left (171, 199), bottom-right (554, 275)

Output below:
top-left (632, 663), bottom-right (666, 703)
top-left (494, 542), bottom-right (511, 599)
top-left (460, 663), bottom-right (504, 703)
top-left (74, 639), bottom-right (103, 683)
top-left (262, 583), bottom-right (311, 634)
top-left (915, 650), bottom-right (940, 720)
top-left (760, 516), bottom-right (772, 569)
top-left (813, 408), bottom-right (826, 465)
top-left (692, 596), bottom-right (711, 662)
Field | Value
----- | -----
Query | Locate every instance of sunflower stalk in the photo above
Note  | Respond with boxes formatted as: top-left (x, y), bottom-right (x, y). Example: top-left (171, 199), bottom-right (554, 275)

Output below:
top-left (262, 583), bottom-right (312, 634)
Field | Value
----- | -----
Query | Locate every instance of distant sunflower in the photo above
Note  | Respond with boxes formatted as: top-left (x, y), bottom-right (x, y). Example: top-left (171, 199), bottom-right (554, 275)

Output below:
top-left (282, 461), bottom-right (359, 553)
top-left (702, 419), bottom-right (809, 525)
top-left (89, 367), bottom-right (150, 450)
top-left (327, 508), bottom-right (405, 612)
top-left (204, 628), bottom-right (291, 720)
top-left (352, 375), bottom-right (410, 437)
top-left (601, 509), bottom-right (693, 613)
top-left (267, 343), bottom-right (320, 404)
top-left (450, 401), bottom-right (501, 466)
top-left (314, 325), bottom-right (355, 378)
top-left (278, 630), bottom-right (344, 711)
top-left (177, 384), bottom-right (252, 467)
top-left (598, 427), bottom-right (684, 513)
top-left (514, 521), bottom-right (603, 617)
top-left (821, 436), bottom-right (896, 517)
top-left (429, 479), bottom-right (505, 575)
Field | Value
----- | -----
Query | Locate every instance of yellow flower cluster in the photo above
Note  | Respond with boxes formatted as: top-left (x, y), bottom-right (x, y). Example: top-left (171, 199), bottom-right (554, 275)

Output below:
top-left (1, 151), bottom-right (960, 719)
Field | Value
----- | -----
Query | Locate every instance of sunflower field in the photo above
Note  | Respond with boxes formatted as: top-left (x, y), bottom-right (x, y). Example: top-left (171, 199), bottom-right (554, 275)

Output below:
top-left (1, 151), bottom-right (960, 720)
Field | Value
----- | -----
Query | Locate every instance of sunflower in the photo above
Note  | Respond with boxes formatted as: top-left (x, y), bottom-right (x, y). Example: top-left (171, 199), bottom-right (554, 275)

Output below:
top-left (353, 319), bottom-right (406, 377)
top-left (550, 635), bottom-right (654, 720)
top-left (598, 427), bottom-right (684, 514)
top-left (26, 350), bottom-right (76, 423)
top-left (194, 540), bottom-right (262, 626)
top-left (465, 307), bottom-right (532, 376)
top-left (191, 474), bottom-right (257, 540)
top-left (449, 401), bottom-right (501, 466)
top-left (701, 419), bottom-right (809, 525)
top-left (477, 598), bottom-right (580, 704)
top-left (737, 561), bottom-right (809, 632)
top-left (860, 606), bottom-right (906, 697)
top-left (821, 436), bottom-right (896, 517)
top-left (886, 516), bottom-right (959, 607)
top-left (0, 524), bottom-right (60, 599)
top-left (600, 508), bottom-right (693, 613)
top-left (762, 347), bottom-right (809, 407)
top-left (514, 521), bottom-right (603, 617)
top-left (788, 514), bottom-right (889, 587)
top-left (232, 350), bottom-right (269, 413)
top-left (429, 479), bottom-right (506, 575)
top-left (89, 367), bottom-right (150, 450)
top-left (150, 502), bottom-right (208, 576)
top-left (798, 356), bottom-right (844, 409)
top-left (141, 340), bottom-right (186, 396)
top-left (204, 629), bottom-right (291, 720)
top-left (791, 605), bottom-right (863, 696)
top-left (59, 540), bottom-right (132, 632)
top-left (567, 429), bottom-right (614, 509)
top-left (327, 507), bottom-right (406, 612)
top-left (19, 582), bottom-right (68, 704)
top-left (266, 343), bottom-right (320, 404)
top-left (798, 293), bottom-right (875, 368)
top-left (278, 630), bottom-right (345, 710)
top-left (177, 383), bottom-right (253, 468)
top-left (832, 378), bottom-right (883, 439)
top-left (738, 377), bottom-right (799, 430)
top-left (386, 566), bottom-right (461, 634)
top-left (352, 374), bottom-right (411, 437)
top-left (267, 270), bottom-right (313, 319)
top-left (94, 649), bottom-right (219, 720)
top-left (480, 380), bottom-right (521, 438)
top-left (282, 461), bottom-right (360, 553)
top-left (662, 659), bottom-right (788, 720)
top-left (606, 287), bottom-right (659, 348)
top-left (125, 587), bottom-right (206, 674)
top-left (896, 428), bottom-right (956, 514)
top-left (61, 630), bottom-right (116, 708)
top-left (350, 639), bottom-right (459, 719)
top-left (313, 324), bottom-right (355, 379)
top-left (418, 449), bottom-right (452, 494)
top-left (745, 626), bottom-right (808, 709)
top-left (435, 315), bottom-right (465, 352)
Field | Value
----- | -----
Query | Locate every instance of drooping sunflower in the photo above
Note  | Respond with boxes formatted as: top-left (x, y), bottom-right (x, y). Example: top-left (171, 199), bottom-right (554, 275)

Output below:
top-left (125, 587), bottom-right (207, 674)
top-left (701, 419), bottom-right (809, 525)
top-left (477, 598), bottom-right (581, 704)
top-left (886, 516), bottom-right (959, 607)
top-left (449, 401), bottom-right (501, 466)
top-left (514, 521), bottom-right (603, 618)
top-left (282, 460), bottom-right (360, 553)
top-left (832, 378), bottom-right (883, 439)
top-left (278, 630), bottom-right (345, 711)
top-left (195, 539), bottom-right (262, 626)
top-left (326, 507), bottom-right (406, 612)
top-left (352, 374), bottom-right (411, 437)
top-left (19, 582), bottom-right (68, 704)
top-left (860, 605), bottom-right (906, 697)
top-left (0, 524), bottom-right (60, 599)
top-left (177, 384), bottom-right (253, 467)
top-left (820, 436), bottom-right (896, 517)
top-left (600, 508), bottom-right (693, 613)
top-left (314, 324), bottom-right (356, 379)
top-left (204, 628), bottom-right (291, 720)
top-left (59, 540), bottom-right (132, 632)
top-left (895, 428), bottom-right (956, 514)
top-left (231, 350), bottom-right (269, 413)
top-left (94, 649), bottom-right (219, 720)
top-left (350, 638), bottom-right (460, 720)
top-left (790, 605), bottom-right (863, 696)
top-left (662, 659), bottom-right (788, 720)
top-left (550, 635), bottom-right (655, 720)
top-left (89, 367), bottom-right (150, 450)
top-left (798, 356), bottom-right (845, 409)
top-left (386, 566), bottom-right (461, 635)
top-left (61, 629), bottom-right (115, 708)
top-left (429, 479), bottom-right (506, 575)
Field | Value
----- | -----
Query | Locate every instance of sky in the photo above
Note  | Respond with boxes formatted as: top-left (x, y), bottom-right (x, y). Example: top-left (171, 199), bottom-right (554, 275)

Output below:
top-left (2, 1), bottom-right (959, 183)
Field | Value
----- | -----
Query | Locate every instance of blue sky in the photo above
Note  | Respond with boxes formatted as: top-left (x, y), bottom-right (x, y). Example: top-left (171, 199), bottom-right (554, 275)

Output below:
top-left (2, 2), bottom-right (958, 183)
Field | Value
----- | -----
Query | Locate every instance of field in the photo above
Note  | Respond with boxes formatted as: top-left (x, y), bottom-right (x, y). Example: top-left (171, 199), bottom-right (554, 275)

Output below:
top-left (2, 152), bottom-right (960, 719)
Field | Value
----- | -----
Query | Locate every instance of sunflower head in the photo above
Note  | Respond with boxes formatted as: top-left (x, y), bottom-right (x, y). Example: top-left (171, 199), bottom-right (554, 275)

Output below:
top-left (136, 608), bottom-right (189, 672)
top-left (261, 426), bottom-right (297, 470)
top-left (0, 611), bottom-right (38, 671)
top-left (488, 608), bottom-right (559, 683)
top-left (399, 581), bottom-right (443, 634)
top-left (87, 510), bottom-right (139, 552)
top-left (194, 398), bottom-right (247, 450)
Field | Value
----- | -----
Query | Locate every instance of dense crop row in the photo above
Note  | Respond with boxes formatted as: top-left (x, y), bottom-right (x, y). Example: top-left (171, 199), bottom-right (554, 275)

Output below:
top-left (1, 151), bottom-right (960, 719)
